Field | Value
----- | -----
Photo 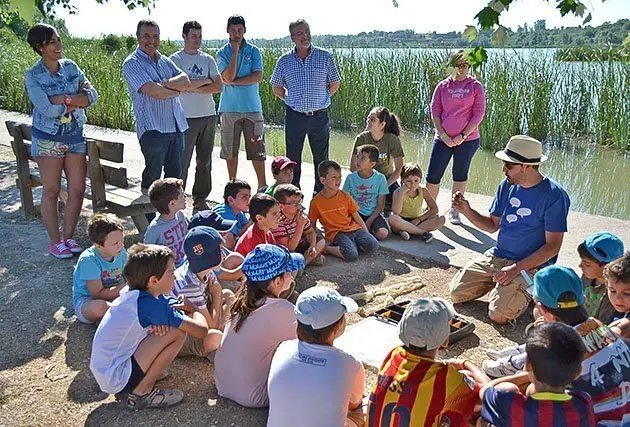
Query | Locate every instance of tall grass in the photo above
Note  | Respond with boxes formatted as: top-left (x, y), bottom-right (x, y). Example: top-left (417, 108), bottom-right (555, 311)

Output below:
top-left (0, 29), bottom-right (627, 150)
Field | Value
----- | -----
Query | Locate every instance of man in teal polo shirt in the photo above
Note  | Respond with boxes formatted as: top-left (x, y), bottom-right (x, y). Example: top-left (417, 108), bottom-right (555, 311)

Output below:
top-left (216, 15), bottom-right (266, 191)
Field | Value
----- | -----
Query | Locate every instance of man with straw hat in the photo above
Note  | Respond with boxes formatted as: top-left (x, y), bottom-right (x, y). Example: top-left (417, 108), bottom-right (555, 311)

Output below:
top-left (449, 135), bottom-right (570, 324)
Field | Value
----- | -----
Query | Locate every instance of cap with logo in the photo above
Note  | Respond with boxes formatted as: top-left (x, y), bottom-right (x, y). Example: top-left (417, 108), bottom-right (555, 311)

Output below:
top-left (295, 286), bottom-right (358, 330)
top-left (271, 156), bottom-right (298, 176)
top-left (241, 244), bottom-right (304, 282)
top-left (188, 210), bottom-right (236, 232)
top-left (183, 226), bottom-right (223, 273)
top-left (398, 298), bottom-right (455, 350)
top-left (495, 135), bottom-right (548, 165)
top-left (583, 231), bottom-right (624, 264)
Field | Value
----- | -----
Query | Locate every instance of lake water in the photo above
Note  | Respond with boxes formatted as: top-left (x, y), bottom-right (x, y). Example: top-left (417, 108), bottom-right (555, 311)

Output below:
top-left (259, 128), bottom-right (630, 220)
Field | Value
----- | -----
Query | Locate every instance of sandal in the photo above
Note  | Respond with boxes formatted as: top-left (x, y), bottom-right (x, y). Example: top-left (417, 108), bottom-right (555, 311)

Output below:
top-left (310, 254), bottom-right (326, 266)
top-left (127, 388), bottom-right (184, 410)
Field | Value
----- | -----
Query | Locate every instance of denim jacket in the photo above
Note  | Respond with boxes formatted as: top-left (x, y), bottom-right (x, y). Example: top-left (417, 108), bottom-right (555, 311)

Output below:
top-left (25, 58), bottom-right (98, 136)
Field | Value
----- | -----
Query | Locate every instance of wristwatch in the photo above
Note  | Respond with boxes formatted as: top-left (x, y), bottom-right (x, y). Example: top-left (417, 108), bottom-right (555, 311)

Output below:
top-left (64, 94), bottom-right (72, 106)
top-left (460, 132), bottom-right (468, 140)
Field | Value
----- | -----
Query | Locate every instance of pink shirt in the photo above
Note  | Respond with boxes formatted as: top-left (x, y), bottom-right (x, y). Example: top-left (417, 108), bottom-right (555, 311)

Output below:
top-left (431, 76), bottom-right (486, 141)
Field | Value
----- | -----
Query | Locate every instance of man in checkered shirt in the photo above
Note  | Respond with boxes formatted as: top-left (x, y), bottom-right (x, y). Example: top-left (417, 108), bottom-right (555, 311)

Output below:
top-left (271, 19), bottom-right (341, 195)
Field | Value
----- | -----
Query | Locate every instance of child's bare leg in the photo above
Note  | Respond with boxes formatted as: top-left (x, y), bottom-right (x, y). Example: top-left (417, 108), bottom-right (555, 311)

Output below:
top-left (324, 244), bottom-right (345, 260)
top-left (223, 232), bottom-right (236, 251)
top-left (203, 329), bottom-right (223, 354)
top-left (132, 327), bottom-right (186, 395)
top-left (80, 299), bottom-right (109, 322)
top-left (220, 252), bottom-right (244, 281)
top-left (221, 289), bottom-right (235, 326)
top-left (389, 214), bottom-right (428, 236)
top-left (305, 238), bottom-right (326, 265)
top-left (413, 214), bottom-right (445, 232)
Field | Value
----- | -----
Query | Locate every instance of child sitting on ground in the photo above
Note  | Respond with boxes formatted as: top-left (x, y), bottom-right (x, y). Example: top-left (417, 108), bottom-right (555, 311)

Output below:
top-left (309, 160), bottom-right (379, 262)
top-left (388, 162), bottom-right (445, 243)
top-left (89, 244), bottom-right (208, 410)
top-left (267, 287), bottom-right (365, 427)
top-left (597, 252), bottom-right (630, 339)
top-left (234, 193), bottom-right (281, 257)
top-left (73, 213), bottom-right (127, 324)
top-left (343, 144), bottom-right (390, 241)
top-left (265, 156), bottom-right (297, 196)
top-left (272, 184), bottom-right (325, 266)
top-left (482, 265), bottom-right (630, 425)
top-left (478, 322), bottom-right (594, 427)
top-left (577, 232), bottom-right (624, 315)
top-left (367, 297), bottom-right (489, 427)
top-left (212, 179), bottom-right (251, 250)
top-left (144, 178), bottom-right (188, 267)
top-left (173, 226), bottom-right (235, 358)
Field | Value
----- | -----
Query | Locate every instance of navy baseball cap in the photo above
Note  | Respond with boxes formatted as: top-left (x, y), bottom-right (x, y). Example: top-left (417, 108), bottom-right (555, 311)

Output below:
top-left (533, 266), bottom-right (584, 309)
top-left (242, 244), bottom-right (304, 282)
top-left (183, 226), bottom-right (223, 273)
top-left (583, 232), bottom-right (624, 264)
top-left (188, 210), bottom-right (236, 232)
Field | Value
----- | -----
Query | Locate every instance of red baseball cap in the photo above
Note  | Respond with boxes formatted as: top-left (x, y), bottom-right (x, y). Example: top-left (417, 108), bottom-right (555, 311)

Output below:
top-left (271, 156), bottom-right (297, 175)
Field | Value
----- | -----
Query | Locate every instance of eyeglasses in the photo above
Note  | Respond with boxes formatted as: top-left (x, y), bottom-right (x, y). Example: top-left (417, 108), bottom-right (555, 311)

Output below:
top-left (280, 199), bottom-right (303, 207)
top-left (456, 62), bottom-right (470, 68)
top-left (503, 161), bottom-right (522, 170)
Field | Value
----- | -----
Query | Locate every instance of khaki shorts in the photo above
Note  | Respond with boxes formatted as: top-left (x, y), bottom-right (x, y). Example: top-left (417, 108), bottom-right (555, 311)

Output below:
top-left (220, 112), bottom-right (266, 161)
top-left (449, 251), bottom-right (535, 321)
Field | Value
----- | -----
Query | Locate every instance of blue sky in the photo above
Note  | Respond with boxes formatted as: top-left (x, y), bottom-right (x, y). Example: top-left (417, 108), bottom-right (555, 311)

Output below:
top-left (58, 0), bottom-right (629, 40)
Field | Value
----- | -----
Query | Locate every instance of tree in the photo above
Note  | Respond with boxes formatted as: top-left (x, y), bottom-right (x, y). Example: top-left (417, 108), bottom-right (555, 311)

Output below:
top-left (8, 0), bottom-right (153, 19)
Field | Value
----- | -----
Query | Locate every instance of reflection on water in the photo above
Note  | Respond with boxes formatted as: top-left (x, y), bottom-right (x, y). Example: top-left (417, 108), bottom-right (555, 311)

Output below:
top-left (218, 128), bottom-right (629, 220)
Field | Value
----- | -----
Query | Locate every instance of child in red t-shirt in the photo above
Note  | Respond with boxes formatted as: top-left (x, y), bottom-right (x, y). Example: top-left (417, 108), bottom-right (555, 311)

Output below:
top-left (235, 193), bottom-right (281, 257)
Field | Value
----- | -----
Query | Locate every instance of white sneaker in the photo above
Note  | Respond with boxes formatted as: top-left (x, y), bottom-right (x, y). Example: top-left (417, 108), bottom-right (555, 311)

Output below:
top-left (485, 344), bottom-right (524, 360)
top-left (399, 231), bottom-right (411, 241)
top-left (448, 208), bottom-right (462, 225)
top-left (482, 357), bottom-right (521, 378)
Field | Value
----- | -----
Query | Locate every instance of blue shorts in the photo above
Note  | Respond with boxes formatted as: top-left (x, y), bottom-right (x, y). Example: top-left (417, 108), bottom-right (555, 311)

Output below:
top-left (426, 138), bottom-right (480, 184)
top-left (31, 137), bottom-right (86, 158)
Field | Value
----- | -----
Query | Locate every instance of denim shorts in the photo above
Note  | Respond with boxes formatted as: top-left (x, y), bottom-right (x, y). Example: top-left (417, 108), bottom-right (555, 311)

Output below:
top-left (31, 137), bottom-right (86, 158)
top-left (74, 297), bottom-right (95, 324)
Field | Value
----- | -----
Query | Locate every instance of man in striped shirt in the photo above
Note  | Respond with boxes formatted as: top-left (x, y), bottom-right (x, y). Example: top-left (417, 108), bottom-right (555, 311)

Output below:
top-left (122, 20), bottom-right (189, 190)
top-left (367, 298), bottom-right (490, 427)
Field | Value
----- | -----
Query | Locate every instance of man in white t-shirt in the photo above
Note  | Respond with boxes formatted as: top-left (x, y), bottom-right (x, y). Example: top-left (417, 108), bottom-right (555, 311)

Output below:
top-left (170, 21), bottom-right (223, 212)
top-left (267, 287), bottom-right (366, 427)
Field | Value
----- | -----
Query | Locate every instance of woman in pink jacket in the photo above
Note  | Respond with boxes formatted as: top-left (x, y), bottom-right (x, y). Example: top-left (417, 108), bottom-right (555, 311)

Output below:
top-left (427, 50), bottom-right (486, 225)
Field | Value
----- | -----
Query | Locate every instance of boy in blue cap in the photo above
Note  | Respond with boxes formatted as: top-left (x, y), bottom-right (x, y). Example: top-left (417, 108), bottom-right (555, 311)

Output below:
top-left (172, 226), bottom-right (235, 358)
top-left (577, 231), bottom-right (624, 316)
top-left (482, 265), bottom-right (630, 426)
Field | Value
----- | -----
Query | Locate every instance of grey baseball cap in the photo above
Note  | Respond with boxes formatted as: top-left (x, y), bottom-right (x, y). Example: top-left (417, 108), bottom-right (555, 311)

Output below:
top-left (398, 298), bottom-right (455, 350)
top-left (295, 286), bottom-right (358, 330)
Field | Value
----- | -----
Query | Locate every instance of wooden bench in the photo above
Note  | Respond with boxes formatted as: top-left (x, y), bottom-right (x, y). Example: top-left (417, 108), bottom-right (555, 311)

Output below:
top-left (6, 120), bottom-right (156, 234)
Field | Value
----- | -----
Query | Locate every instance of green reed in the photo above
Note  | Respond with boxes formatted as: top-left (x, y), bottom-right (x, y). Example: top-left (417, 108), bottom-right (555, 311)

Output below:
top-left (0, 30), bottom-right (627, 150)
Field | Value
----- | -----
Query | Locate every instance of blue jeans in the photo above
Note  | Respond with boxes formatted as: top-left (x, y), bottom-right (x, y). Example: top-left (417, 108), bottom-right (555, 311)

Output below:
top-left (332, 229), bottom-right (379, 262)
top-left (284, 106), bottom-right (330, 194)
top-left (139, 130), bottom-right (185, 189)
top-left (426, 138), bottom-right (480, 184)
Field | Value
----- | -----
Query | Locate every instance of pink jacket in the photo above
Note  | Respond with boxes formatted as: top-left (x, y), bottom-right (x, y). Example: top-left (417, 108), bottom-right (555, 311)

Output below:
top-left (431, 76), bottom-right (486, 141)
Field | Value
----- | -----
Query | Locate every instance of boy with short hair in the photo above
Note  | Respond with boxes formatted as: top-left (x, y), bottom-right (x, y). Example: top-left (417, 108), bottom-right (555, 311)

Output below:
top-left (212, 179), bottom-right (251, 250)
top-left (234, 193), bottom-right (280, 257)
top-left (577, 232), bottom-right (624, 315)
top-left (343, 144), bottom-right (390, 241)
top-left (309, 160), bottom-right (379, 262)
top-left (90, 244), bottom-right (209, 410)
top-left (267, 287), bottom-right (365, 427)
top-left (73, 213), bottom-right (127, 324)
top-left (144, 178), bottom-right (188, 267)
top-left (173, 226), bottom-right (235, 358)
top-left (598, 252), bottom-right (630, 338)
top-left (367, 298), bottom-right (489, 427)
top-left (272, 184), bottom-right (325, 266)
top-left (265, 156), bottom-right (297, 196)
top-left (479, 322), bottom-right (595, 427)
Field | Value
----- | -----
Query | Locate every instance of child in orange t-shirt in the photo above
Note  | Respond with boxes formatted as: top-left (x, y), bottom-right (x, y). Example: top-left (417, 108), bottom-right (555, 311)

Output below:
top-left (308, 160), bottom-right (379, 262)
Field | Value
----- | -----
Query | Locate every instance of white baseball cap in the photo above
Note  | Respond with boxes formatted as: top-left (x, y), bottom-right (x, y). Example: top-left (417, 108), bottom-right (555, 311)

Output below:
top-left (398, 298), bottom-right (455, 350)
top-left (295, 287), bottom-right (358, 329)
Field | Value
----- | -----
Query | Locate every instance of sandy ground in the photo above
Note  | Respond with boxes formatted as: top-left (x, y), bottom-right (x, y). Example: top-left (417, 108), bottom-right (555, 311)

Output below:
top-left (0, 144), bottom-right (531, 426)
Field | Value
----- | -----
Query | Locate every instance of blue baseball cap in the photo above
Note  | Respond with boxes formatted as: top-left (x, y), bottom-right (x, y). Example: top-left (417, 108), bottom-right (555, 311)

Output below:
top-left (188, 210), bottom-right (236, 232)
top-left (295, 286), bottom-right (358, 329)
top-left (241, 244), bottom-right (304, 282)
top-left (533, 266), bottom-right (584, 309)
top-left (583, 231), bottom-right (624, 264)
top-left (183, 226), bottom-right (223, 273)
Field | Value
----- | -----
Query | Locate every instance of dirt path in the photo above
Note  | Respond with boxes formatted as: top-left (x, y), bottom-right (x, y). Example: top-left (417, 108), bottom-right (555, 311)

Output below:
top-left (0, 144), bottom-right (530, 426)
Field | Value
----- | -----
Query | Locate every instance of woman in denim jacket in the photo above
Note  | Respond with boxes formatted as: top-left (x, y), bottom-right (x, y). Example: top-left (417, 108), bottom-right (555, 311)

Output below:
top-left (25, 24), bottom-right (98, 259)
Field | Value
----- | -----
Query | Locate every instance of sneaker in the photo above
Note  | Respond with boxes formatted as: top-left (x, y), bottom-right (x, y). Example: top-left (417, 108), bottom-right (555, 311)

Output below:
top-left (485, 344), bottom-right (524, 361)
top-left (64, 239), bottom-right (84, 254)
top-left (49, 241), bottom-right (73, 259)
top-left (482, 357), bottom-right (521, 378)
top-left (448, 208), bottom-right (462, 225)
top-left (127, 388), bottom-right (184, 410)
top-left (399, 231), bottom-right (411, 241)
top-left (419, 232), bottom-right (434, 243)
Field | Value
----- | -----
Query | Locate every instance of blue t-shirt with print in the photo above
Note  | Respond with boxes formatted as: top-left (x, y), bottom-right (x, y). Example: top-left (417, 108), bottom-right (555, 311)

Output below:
top-left (212, 203), bottom-right (249, 236)
top-left (216, 40), bottom-right (263, 113)
top-left (72, 246), bottom-right (128, 306)
top-left (343, 170), bottom-right (389, 217)
top-left (490, 177), bottom-right (570, 264)
top-left (136, 291), bottom-right (185, 328)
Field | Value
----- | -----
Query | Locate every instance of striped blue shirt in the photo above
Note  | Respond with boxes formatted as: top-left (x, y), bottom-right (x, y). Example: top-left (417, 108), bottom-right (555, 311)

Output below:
top-left (270, 46), bottom-right (341, 113)
top-left (122, 47), bottom-right (188, 138)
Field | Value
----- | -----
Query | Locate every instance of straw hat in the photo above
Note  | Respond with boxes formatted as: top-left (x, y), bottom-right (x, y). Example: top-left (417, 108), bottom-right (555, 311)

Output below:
top-left (495, 135), bottom-right (547, 165)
